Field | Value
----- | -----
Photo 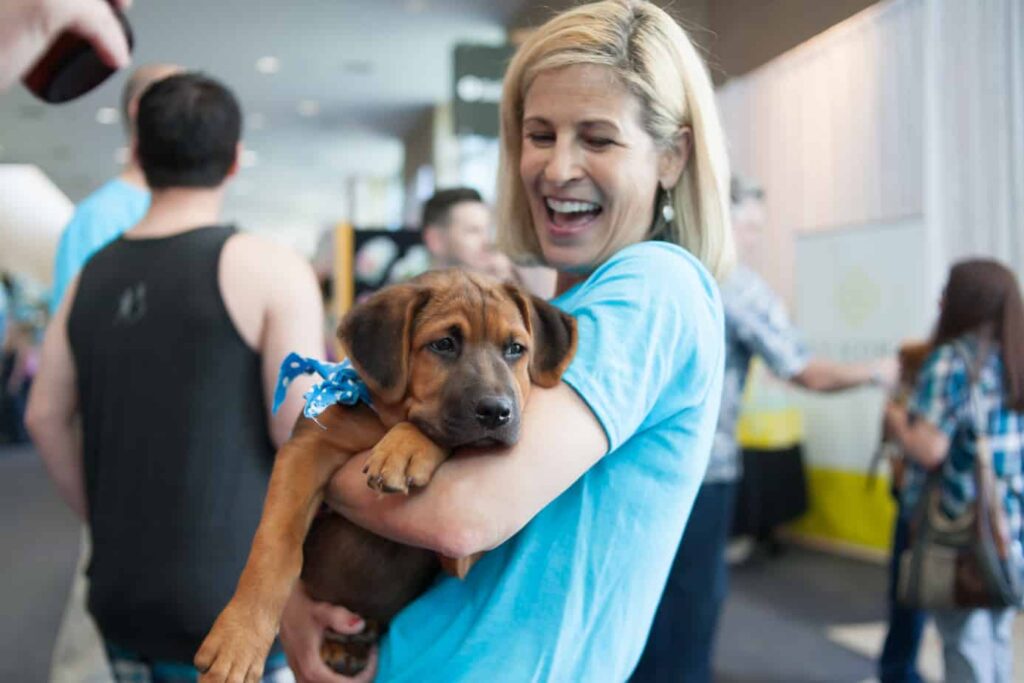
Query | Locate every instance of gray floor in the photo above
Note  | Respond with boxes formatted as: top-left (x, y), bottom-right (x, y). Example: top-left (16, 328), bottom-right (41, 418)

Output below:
top-left (717, 546), bottom-right (888, 682)
top-left (1, 444), bottom-right (1019, 682)
top-left (1, 445), bottom-right (82, 682)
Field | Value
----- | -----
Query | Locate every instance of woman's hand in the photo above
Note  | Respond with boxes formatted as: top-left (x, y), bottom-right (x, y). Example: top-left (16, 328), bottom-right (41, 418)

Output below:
top-left (0, 0), bottom-right (133, 92)
top-left (883, 400), bottom-right (948, 471)
top-left (280, 582), bottom-right (377, 683)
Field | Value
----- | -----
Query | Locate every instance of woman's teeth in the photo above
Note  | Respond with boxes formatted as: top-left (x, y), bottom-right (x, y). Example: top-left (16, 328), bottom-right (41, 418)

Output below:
top-left (545, 198), bottom-right (600, 214)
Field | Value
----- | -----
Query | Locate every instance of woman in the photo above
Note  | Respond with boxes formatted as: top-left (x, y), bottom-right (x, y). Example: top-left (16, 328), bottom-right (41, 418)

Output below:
top-left (280, 1), bottom-right (733, 681)
top-left (884, 259), bottom-right (1024, 683)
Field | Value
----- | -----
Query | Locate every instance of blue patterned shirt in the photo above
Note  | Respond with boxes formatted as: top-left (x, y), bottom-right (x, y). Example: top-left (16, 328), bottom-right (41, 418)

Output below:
top-left (707, 265), bottom-right (810, 483)
top-left (904, 336), bottom-right (1024, 551)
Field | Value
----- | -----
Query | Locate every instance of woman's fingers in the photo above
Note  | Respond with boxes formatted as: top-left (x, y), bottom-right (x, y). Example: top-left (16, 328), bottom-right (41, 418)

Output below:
top-left (311, 601), bottom-right (367, 635)
top-left (62, 0), bottom-right (131, 69)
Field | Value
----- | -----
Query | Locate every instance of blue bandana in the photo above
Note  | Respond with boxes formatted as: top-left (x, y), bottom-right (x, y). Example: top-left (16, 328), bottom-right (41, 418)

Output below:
top-left (272, 352), bottom-right (372, 425)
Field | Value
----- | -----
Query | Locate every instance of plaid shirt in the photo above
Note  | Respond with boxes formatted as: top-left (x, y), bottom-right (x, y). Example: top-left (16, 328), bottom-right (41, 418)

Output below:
top-left (707, 265), bottom-right (810, 483)
top-left (904, 336), bottom-right (1024, 550)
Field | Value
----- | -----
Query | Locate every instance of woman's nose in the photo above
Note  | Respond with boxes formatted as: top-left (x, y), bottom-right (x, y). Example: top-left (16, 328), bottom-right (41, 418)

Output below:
top-left (543, 140), bottom-right (582, 185)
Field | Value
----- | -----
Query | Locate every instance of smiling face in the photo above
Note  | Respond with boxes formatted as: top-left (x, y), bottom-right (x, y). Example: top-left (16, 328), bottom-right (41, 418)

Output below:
top-left (520, 64), bottom-right (682, 272)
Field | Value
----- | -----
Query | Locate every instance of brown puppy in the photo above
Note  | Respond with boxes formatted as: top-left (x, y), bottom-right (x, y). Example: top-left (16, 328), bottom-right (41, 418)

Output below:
top-left (194, 269), bottom-right (577, 683)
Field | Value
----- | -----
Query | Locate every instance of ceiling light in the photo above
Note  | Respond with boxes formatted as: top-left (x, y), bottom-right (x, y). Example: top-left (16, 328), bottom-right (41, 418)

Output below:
top-left (96, 107), bottom-right (120, 125)
top-left (256, 56), bottom-right (280, 74)
top-left (297, 100), bottom-right (320, 117)
top-left (240, 150), bottom-right (259, 168)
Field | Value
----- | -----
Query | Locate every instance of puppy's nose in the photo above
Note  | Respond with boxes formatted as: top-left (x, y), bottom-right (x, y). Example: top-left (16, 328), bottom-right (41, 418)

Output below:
top-left (475, 396), bottom-right (513, 429)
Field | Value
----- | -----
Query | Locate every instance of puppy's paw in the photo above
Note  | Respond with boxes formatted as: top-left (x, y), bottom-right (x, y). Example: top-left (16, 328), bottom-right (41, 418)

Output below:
top-left (363, 426), bottom-right (447, 493)
top-left (195, 605), bottom-right (275, 683)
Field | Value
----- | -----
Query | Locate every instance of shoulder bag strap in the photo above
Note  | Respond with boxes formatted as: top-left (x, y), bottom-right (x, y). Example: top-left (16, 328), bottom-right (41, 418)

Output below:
top-left (953, 341), bottom-right (1011, 558)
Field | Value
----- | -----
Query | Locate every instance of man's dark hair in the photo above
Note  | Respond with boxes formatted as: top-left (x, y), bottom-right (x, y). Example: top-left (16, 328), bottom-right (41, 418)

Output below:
top-left (422, 187), bottom-right (483, 230)
top-left (136, 72), bottom-right (242, 189)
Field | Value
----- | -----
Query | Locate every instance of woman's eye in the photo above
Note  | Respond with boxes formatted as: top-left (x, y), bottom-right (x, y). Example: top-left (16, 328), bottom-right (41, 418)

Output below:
top-left (585, 137), bottom-right (614, 149)
top-left (526, 132), bottom-right (555, 146)
top-left (429, 338), bottom-right (457, 355)
top-left (505, 342), bottom-right (527, 358)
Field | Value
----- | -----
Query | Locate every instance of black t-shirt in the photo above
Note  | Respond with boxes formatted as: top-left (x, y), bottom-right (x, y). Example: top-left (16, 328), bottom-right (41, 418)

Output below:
top-left (68, 225), bottom-right (277, 662)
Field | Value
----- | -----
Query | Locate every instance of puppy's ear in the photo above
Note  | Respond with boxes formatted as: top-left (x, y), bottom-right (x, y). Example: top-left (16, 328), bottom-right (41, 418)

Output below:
top-left (337, 284), bottom-right (429, 405)
top-left (505, 284), bottom-right (577, 387)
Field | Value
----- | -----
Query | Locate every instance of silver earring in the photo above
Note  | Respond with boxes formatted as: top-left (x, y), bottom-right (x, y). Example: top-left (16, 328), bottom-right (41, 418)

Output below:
top-left (661, 190), bottom-right (675, 224)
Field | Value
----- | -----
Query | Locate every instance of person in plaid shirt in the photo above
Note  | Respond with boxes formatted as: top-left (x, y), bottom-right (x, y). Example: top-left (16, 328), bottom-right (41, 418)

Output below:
top-left (885, 258), bottom-right (1024, 683)
top-left (634, 177), bottom-right (898, 683)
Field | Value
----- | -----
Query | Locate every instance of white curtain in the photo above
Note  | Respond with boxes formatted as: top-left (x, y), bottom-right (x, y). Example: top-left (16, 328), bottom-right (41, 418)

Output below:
top-left (923, 0), bottom-right (1024, 291)
top-left (717, 0), bottom-right (925, 306)
top-left (717, 0), bottom-right (1024, 303)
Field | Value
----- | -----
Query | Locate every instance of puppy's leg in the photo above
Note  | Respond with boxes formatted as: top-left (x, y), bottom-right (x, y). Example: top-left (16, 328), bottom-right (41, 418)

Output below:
top-left (363, 421), bottom-right (448, 494)
top-left (195, 404), bottom-right (385, 683)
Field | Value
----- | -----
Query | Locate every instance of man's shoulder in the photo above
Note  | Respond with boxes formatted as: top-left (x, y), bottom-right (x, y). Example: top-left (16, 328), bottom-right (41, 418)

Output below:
top-left (221, 231), bottom-right (318, 302)
top-left (224, 231), bottom-right (309, 273)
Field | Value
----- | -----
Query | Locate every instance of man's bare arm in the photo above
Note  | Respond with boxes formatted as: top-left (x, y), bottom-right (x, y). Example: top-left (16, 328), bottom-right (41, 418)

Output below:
top-left (220, 233), bottom-right (324, 449)
top-left (26, 278), bottom-right (86, 520)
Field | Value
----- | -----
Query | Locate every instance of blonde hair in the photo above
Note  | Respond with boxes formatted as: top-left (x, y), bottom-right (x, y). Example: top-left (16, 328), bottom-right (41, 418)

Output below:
top-left (496, 0), bottom-right (735, 279)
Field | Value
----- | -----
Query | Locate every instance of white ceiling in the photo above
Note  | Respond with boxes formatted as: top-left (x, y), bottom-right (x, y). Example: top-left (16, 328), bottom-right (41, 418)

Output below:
top-left (0, 0), bottom-right (524, 253)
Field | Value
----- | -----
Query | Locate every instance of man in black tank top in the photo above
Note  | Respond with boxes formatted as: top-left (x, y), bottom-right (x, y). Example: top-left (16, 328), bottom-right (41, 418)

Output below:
top-left (27, 73), bottom-right (328, 681)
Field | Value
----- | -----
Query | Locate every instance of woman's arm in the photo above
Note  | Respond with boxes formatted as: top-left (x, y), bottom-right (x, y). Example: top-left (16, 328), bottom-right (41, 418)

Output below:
top-left (884, 402), bottom-right (949, 470)
top-left (326, 382), bottom-right (608, 558)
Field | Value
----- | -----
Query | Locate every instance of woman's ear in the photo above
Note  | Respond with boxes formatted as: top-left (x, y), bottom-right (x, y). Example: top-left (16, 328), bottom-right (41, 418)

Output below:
top-left (658, 126), bottom-right (692, 190)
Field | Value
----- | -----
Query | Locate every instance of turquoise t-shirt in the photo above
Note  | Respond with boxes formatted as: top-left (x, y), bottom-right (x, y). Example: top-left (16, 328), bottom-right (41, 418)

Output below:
top-left (50, 178), bottom-right (150, 313)
top-left (376, 241), bottom-right (725, 682)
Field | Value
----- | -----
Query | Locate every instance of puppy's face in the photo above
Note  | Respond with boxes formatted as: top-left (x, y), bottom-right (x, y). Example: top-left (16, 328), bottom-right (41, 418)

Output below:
top-left (338, 269), bottom-right (576, 450)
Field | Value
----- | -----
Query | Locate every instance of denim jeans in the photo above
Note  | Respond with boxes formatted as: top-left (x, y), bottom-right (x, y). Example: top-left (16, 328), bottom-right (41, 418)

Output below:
top-left (933, 607), bottom-right (1016, 683)
top-left (630, 481), bottom-right (737, 683)
top-left (879, 509), bottom-right (927, 682)
top-left (106, 644), bottom-right (293, 683)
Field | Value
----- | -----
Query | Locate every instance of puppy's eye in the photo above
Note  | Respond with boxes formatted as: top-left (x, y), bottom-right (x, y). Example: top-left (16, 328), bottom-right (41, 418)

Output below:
top-left (504, 342), bottom-right (527, 359)
top-left (428, 337), bottom-right (457, 355)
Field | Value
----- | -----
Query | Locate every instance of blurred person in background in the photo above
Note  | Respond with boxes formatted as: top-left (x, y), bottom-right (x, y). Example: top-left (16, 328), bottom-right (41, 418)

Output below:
top-left (3, 321), bottom-right (40, 443)
top-left (421, 186), bottom-right (552, 293)
top-left (278, 1), bottom-right (730, 681)
top-left (420, 187), bottom-right (504, 277)
top-left (44, 61), bottom-right (182, 683)
top-left (0, 274), bottom-right (7, 354)
top-left (883, 259), bottom-right (1024, 683)
top-left (50, 63), bottom-right (182, 313)
top-left (0, 275), bottom-right (14, 444)
top-left (0, 274), bottom-right (44, 445)
top-left (632, 176), bottom-right (898, 683)
top-left (27, 72), bottom-right (322, 682)
top-left (878, 340), bottom-right (933, 683)
top-left (0, 0), bottom-right (131, 93)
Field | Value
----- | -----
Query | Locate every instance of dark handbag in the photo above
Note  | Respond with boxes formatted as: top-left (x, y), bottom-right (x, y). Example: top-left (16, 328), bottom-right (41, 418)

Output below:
top-left (896, 343), bottom-right (1024, 609)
